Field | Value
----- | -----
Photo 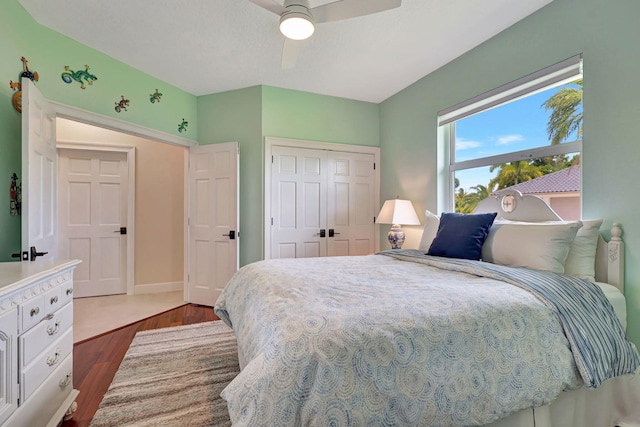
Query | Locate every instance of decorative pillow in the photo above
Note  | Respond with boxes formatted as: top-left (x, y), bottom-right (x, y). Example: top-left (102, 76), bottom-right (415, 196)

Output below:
top-left (564, 219), bottom-right (603, 281)
top-left (418, 210), bottom-right (440, 250)
top-left (482, 220), bottom-right (582, 273)
top-left (427, 212), bottom-right (497, 260)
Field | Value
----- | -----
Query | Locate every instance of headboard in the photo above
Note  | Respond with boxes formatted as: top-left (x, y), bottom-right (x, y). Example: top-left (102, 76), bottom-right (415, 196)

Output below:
top-left (474, 189), bottom-right (624, 293)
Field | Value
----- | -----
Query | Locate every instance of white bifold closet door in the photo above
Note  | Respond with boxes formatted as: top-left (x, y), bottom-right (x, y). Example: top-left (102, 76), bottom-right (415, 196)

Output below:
top-left (271, 146), bottom-right (376, 259)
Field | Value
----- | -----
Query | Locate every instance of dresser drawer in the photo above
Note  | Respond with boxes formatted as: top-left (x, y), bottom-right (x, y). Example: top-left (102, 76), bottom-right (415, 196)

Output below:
top-left (19, 295), bottom-right (44, 333)
top-left (59, 281), bottom-right (75, 306)
top-left (21, 328), bottom-right (73, 402)
top-left (20, 302), bottom-right (73, 368)
top-left (43, 286), bottom-right (64, 315)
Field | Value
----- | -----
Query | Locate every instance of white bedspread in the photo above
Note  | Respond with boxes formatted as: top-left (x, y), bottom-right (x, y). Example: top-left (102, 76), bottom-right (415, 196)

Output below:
top-left (214, 253), bottom-right (637, 426)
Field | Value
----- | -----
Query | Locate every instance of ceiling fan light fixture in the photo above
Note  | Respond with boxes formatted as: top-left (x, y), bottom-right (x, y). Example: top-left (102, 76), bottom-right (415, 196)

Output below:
top-left (279, 5), bottom-right (315, 40)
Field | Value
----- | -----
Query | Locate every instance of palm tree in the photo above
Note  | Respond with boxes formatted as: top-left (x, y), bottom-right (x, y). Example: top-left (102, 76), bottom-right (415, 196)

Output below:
top-left (488, 161), bottom-right (543, 192)
top-left (457, 184), bottom-right (490, 213)
top-left (542, 79), bottom-right (583, 145)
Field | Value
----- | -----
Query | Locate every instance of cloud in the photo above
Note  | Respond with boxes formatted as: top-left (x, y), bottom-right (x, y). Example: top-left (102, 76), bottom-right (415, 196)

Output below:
top-left (496, 134), bottom-right (524, 145)
top-left (456, 138), bottom-right (482, 150)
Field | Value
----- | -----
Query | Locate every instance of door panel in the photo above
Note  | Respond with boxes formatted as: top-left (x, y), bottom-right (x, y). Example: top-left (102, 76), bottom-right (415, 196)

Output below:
top-left (186, 142), bottom-right (239, 306)
top-left (22, 79), bottom-right (57, 261)
top-left (271, 146), bottom-right (327, 258)
top-left (58, 149), bottom-right (128, 297)
top-left (327, 152), bottom-right (376, 256)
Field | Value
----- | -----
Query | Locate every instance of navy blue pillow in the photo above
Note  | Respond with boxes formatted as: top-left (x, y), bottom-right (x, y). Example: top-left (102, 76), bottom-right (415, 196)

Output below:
top-left (427, 212), bottom-right (498, 260)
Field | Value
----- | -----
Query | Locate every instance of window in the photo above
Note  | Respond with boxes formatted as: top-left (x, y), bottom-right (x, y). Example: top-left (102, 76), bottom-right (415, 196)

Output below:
top-left (438, 55), bottom-right (583, 220)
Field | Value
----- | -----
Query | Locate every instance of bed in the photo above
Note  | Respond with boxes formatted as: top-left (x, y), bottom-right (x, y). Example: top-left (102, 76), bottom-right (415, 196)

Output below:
top-left (214, 191), bottom-right (640, 426)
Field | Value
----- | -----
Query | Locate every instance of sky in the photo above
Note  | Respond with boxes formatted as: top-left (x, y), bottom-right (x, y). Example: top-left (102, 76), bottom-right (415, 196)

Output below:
top-left (454, 83), bottom-right (581, 192)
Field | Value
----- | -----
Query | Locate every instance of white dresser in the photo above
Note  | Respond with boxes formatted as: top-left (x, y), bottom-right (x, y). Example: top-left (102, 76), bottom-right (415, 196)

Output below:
top-left (0, 259), bottom-right (80, 427)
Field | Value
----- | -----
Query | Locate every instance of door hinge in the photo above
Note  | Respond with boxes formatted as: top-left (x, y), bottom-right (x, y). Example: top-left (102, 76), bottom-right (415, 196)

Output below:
top-left (271, 217), bottom-right (273, 226)
top-left (373, 162), bottom-right (376, 170)
top-left (272, 155), bottom-right (274, 163)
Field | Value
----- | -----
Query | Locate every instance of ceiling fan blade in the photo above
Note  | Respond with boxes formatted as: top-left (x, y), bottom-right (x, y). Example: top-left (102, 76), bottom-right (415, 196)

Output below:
top-left (312, 0), bottom-right (401, 23)
top-left (281, 38), bottom-right (306, 70)
top-left (247, 0), bottom-right (286, 16)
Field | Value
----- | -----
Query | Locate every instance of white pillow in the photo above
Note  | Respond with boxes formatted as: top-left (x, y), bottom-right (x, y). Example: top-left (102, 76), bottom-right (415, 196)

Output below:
top-left (481, 220), bottom-right (582, 273)
top-left (418, 210), bottom-right (440, 250)
top-left (564, 219), bottom-right (603, 281)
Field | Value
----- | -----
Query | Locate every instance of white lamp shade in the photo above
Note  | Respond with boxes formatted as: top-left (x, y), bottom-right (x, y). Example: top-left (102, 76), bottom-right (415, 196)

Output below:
top-left (376, 199), bottom-right (421, 225)
top-left (280, 9), bottom-right (315, 40)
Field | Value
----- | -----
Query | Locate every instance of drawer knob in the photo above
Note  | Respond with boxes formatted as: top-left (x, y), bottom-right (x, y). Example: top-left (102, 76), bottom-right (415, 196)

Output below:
top-left (50, 295), bottom-right (59, 305)
top-left (59, 371), bottom-right (72, 389)
top-left (47, 348), bottom-right (61, 367)
top-left (47, 320), bottom-right (61, 336)
top-left (66, 288), bottom-right (73, 295)
top-left (30, 307), bottom-right (40, 317)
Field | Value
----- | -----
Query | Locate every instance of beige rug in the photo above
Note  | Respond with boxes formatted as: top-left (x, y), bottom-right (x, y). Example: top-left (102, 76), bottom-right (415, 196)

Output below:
top-left (90, 321), bottom-right (238, 427)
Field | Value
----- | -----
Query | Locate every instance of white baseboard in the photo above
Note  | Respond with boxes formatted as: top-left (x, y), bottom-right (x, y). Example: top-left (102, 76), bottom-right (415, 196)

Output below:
top-left (134, 281), bottom-right (184, 295)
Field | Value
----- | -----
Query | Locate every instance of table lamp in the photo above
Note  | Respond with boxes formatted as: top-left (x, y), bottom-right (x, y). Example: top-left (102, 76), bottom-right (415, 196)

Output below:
top-left (376, 197), bottom-right (421, 249)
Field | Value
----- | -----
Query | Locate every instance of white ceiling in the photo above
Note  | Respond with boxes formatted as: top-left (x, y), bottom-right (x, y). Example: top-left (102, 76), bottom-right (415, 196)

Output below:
top-left (18, 0), bottom-right (553, 103)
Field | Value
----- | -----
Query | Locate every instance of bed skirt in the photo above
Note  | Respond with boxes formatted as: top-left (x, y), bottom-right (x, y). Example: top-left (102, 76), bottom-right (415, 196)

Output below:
top-left (488, 369), bottom-right (640, 427)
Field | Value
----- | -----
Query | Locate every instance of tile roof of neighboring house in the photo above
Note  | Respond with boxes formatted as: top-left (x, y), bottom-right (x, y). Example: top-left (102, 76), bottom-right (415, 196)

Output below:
top-left (493, 165), bottom-right (580, 196)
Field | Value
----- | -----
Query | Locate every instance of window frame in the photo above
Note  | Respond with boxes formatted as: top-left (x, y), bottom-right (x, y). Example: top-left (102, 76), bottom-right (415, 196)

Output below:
top-left (438, 56), bottom-right (583, 212)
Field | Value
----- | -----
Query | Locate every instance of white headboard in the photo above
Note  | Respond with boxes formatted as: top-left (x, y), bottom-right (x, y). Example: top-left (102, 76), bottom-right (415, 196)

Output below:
top-left (475, 190), bottom-right (625, 293)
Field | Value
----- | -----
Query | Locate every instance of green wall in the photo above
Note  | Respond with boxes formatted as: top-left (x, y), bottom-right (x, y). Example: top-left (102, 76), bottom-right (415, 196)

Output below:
top-left (198, 85), bottom-right (380, 267)
top-left (380, 0), bottom-right (640, 346)
top-left (0, 0), bottom-right (197, 261)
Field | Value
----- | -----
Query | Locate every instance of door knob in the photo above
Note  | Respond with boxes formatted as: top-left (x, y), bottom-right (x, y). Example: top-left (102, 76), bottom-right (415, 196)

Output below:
top-left (222, 230), bottom-right (236, 240)
top-left (30, 246), bottom-right (48, 261)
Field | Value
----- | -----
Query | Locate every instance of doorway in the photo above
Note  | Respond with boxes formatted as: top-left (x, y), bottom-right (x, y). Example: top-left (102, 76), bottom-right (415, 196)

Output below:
top-left (56, 118), bottom-right (185, 297)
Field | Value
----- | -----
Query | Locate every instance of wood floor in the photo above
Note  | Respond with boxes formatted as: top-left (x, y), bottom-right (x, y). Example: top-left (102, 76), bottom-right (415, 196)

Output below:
top-left (61, 304), bottom-right (219, 427)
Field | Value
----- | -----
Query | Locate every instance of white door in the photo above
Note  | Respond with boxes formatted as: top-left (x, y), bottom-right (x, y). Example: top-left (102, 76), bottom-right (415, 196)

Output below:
top-left (270, 146), bottom-right (376, 259)
top-left (58, 149), bottom-right (128, 297)
top-left (21, 79), bottom-right (57, 262)
top-left (186, 142), bottom-right (239, 306)
top-left (271, 146), bottom-right (328, 258)
top-left (326, 152), bottom-right (376, 256)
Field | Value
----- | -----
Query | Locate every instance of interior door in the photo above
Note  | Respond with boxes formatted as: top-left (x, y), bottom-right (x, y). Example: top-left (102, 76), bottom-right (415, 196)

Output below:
top-left (58, 149), bottom-right (128, 297)
top-left (326, 152), bottom-right (376, 256)
top-left (186, 142), bottom-right (239, 306)
top-left (271, 146), bottom-right (327, 258)
top-left (21, 78), bottom-right (57, 261)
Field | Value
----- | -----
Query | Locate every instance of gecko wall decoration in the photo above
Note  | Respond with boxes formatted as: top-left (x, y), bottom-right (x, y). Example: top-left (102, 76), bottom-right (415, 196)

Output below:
top-left (61, 64), bottom-right (98, 89)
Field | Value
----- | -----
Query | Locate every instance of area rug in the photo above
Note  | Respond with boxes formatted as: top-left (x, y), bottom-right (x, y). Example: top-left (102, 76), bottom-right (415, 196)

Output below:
top-left (90, 321), bottom-right (238, 427)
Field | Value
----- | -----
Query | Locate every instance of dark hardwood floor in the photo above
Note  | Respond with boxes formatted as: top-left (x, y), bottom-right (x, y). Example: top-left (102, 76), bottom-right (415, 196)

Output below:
top-left (61, 304), bottom-right (219, 427)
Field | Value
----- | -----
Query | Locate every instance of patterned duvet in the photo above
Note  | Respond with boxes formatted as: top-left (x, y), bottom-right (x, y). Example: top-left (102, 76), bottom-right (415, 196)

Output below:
top-left (214, 251), bottom-right (639, 426)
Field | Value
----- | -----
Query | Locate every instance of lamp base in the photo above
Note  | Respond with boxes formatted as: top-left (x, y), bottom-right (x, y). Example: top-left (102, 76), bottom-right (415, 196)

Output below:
top-left (387, 224), bottom-right (405, 249)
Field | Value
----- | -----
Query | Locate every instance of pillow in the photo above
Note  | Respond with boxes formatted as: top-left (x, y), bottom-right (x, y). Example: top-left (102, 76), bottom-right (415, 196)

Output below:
top-left (418, 210), bottom-right (440, 250)
top-left (481, 220), bottom-right (582, 273)
top-left (427, 212), bottom-right (497, 260)
top-left (564, 219), bottom-right (603, 281)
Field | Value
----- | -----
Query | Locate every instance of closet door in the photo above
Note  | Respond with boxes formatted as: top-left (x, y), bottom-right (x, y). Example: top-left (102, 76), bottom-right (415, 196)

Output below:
top-left (326, 152), bottom-right (376, 256)
top-left (271, 146), bottom-right (327, 258)
top-left (270, 146), bottom-right (376, 259)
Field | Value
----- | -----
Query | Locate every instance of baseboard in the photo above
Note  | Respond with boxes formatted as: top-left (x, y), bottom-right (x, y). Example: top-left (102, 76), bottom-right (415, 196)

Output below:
top-left (134, 281), bottom-right (184, 294)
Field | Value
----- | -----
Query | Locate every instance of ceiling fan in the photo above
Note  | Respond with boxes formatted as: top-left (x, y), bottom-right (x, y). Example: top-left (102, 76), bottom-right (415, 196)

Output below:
top-left (249, 0), bottom-right (402, 69)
